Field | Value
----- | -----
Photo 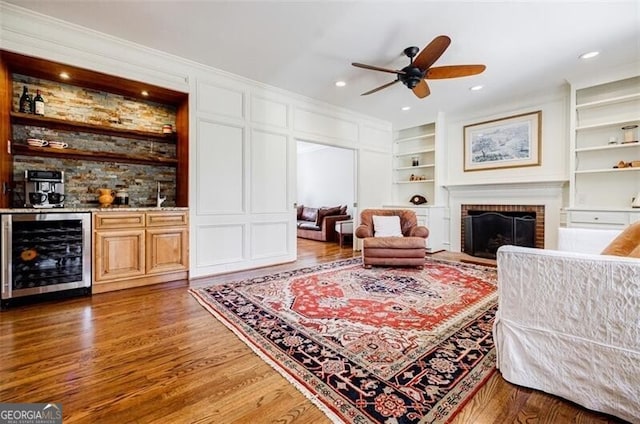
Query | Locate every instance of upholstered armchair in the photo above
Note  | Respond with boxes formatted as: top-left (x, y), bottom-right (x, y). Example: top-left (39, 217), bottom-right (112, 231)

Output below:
top-left (355, 209), bottom-right (429, 268)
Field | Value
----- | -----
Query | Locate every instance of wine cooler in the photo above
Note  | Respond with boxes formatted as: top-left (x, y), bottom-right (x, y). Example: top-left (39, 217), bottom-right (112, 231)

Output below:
top-left (1, 213), bottom-right (91, 308)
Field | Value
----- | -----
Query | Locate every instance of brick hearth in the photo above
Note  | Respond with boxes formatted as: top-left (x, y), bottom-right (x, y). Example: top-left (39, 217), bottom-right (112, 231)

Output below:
top-left (461, 204), bottom-right (545, 250)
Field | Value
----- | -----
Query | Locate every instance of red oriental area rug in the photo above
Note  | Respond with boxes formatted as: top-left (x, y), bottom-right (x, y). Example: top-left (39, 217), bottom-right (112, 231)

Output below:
top-left (190, 258), bottom-right (497, 423)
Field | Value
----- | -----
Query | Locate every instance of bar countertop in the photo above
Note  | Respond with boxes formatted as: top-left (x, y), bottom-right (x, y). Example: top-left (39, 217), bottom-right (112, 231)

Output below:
top-left (0, 207), bottom-right (189, 213)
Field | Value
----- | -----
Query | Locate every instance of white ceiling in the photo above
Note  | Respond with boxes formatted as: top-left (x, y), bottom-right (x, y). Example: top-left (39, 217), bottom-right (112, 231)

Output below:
top-left (5, 1), bottom-right (640, 130)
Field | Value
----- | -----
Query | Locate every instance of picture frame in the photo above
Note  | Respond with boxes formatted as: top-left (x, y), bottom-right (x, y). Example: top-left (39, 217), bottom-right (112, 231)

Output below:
top-left (463, 110), bottom-right (541, 172)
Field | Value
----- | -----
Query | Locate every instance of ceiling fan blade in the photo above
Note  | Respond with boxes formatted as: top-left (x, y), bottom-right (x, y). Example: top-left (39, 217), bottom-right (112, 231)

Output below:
top-left (426, 65), bottom-right (486, 79)
top-left (361, 80), bottom-right (400, 96)
top-left (352, 62), bottom-right (406, 75)
top-left (413, 35), bottom-right (451, 71)
top-left (412, 79), bottom-right (430, 98)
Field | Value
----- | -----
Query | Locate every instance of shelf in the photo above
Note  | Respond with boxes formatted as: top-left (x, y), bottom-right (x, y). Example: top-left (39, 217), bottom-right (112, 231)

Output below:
top-left (394, 148), bottom-right (435, 157)
top-left (395, 132), bottom-right (435, 143)
top-left (394, 164), bottom-right (435, 171)
top-left (575, 142), bottom-right (640, 153)
top-left (12, 144), bottom-right (178, 167)
top-left (575, 118), bottom-right (640, 131)
top-left (574, 167), bottom-right (640, 175)
top-left (394, 179), bottom-right (435, 184)
top-left (576, 92), bottom-right (640, 110)
top-left (10, 112), bottom-right (176, 143)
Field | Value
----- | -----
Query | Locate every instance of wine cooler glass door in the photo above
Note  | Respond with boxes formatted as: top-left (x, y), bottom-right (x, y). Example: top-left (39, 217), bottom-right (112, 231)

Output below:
top-left (2, 213), bottom-right (91, 301)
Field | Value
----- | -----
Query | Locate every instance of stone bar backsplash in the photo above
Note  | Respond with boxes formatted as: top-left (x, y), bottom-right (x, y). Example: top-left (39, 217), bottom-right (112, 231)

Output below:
top-left (12, 74), bottom-right (176, 131)
top-left (11, 74), bottom-right (178, 208)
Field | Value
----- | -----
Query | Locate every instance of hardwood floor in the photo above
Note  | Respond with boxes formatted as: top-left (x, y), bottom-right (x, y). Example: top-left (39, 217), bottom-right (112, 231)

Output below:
top-left (0, 239), bottom-right (627, 423)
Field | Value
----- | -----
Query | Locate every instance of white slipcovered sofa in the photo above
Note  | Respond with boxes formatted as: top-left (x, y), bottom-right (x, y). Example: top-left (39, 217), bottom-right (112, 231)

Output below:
top-left (494, 227), bottom-right (640, 423)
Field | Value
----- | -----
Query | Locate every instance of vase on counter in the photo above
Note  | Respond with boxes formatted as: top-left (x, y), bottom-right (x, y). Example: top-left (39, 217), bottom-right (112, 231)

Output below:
top-left (97, 188), bottom-right (115, 208)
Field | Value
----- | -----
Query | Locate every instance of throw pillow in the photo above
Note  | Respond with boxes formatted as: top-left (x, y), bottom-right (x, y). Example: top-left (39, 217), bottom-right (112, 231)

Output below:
top-left (297, 204), bottom-right (304, 219)
top-left (601, 221), bottom-right (640, 257)
top-left (316, 206), bottom-right (342, 226)
top-left (372, 215), bottom-right (403, 237)
top-left (301, 207), bottom-right (318, 222)
top-left (339, 205), bottom-right (347, 215)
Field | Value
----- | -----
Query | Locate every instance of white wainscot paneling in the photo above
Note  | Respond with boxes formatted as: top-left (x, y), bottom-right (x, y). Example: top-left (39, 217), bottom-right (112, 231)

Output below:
top-left (197, 120), bottom-right (244, 214)
top-left (251, 222), bottom-right (289, 259)
top-left (293, 107), bottom-right (358, 143)
top-left (251, 96), bottom-right (288, 128)
top-left (358, 149), bottom-right (392, 210)
top-left (360, 124), bottom-right (392, 151)
top-left (251, 130), bottom-right (288, 213)
top-left (197, 81), bottom-right (245, 119)
top-left (195, 224), bottom-right (244, 267)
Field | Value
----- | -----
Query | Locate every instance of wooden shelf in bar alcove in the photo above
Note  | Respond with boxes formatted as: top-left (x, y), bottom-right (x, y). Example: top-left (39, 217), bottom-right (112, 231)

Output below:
top-left (11, 112), bottom-right (176, 143)
top-left (12, 144), bottom-right (177, 167)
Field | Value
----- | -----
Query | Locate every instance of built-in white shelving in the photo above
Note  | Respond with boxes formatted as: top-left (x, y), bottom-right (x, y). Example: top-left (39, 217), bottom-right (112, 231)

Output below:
top-left (569, 75), bottom-right (640, 228)
top-left (394, 148), bottom-right (436, 157)
top-left (392, 123), bottom-right (437, 201)
top-left (574, 167), bottom-right (640, 174)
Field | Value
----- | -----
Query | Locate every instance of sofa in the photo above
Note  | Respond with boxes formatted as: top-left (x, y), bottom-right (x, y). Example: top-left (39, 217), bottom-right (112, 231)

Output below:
top-left (296, 205), bottom-right (350, 242)
top-left (494, 225), bottom-right (640, 423)
top-left (355, 209), bottom-right (429, 268)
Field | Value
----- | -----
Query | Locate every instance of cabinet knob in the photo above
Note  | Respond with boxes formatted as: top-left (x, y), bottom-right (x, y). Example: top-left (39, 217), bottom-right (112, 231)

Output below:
top-left (594, 217), bottom-right (599, 220)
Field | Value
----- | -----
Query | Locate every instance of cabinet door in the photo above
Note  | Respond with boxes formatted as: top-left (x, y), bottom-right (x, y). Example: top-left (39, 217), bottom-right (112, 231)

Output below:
top-left (146, 227), bottom-right (188, 274)
top-left (94, 230), bottom-right (146, 282)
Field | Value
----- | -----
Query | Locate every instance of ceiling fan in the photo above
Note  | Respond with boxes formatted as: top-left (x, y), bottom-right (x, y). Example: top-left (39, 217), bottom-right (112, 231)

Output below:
top-left (352, 35), bottom-right (486, 98)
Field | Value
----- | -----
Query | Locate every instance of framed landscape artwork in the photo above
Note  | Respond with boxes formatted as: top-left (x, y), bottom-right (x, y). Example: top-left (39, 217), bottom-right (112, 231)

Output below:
top-left (464, 111), bottom-right (542, 171)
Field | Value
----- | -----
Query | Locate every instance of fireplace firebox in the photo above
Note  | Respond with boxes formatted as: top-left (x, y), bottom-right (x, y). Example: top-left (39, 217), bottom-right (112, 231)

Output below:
top-left (463, 211), bottom-right (536, 259)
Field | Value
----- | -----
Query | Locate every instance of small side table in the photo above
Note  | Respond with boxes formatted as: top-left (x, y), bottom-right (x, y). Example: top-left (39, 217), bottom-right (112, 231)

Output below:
top-left (335, 220), bottom-right (354, 248)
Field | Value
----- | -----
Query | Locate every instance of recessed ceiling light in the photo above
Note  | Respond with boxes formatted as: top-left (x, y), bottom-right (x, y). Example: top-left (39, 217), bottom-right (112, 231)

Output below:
top-left (470, 85), bottom-right (484, 91)
top-left (401, 106), bottom-right (411, 111)
top-left (335, 81), bottom-right (346, 87)
top-left (579, 51), bottom-right (600, 59)
top-left (141, 90), bottom-right (149, 97)
top-left (59, 72), bottom-right (70, 80)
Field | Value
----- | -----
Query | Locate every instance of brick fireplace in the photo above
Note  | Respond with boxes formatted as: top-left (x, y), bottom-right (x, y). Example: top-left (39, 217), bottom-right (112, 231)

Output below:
top-left (461, 204), bottom-right (546, 256)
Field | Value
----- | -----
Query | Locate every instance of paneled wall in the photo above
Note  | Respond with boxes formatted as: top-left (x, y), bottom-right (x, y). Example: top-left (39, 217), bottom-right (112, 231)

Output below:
top-left (191, 75), bottom-right (392, 277)
top-left (1, 2), bottom-right (392, 278)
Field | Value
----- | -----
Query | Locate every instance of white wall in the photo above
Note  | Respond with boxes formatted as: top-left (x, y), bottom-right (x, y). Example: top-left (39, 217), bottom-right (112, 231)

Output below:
top-left (297, 143), bottom-right (354, 214)
top-left (443, 91), bottom-right (570, 186)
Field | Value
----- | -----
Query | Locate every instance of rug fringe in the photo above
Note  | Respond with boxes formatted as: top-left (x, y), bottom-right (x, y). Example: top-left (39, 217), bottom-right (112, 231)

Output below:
top-left (190, 289), bottom-right (347, 424)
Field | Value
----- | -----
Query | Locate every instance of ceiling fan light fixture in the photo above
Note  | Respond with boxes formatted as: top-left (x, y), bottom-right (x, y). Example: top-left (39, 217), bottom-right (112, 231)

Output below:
top-left (335, 80), bottom-right (346, 87)
top-left (470, 85), bottom-right (484, 91)
top-left (579, 51), bottom-right (600, 60)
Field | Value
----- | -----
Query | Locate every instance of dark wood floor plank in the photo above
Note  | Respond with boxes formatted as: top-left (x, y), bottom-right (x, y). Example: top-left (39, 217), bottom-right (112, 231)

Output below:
top-left (0, 239), bottom-right (628, 423)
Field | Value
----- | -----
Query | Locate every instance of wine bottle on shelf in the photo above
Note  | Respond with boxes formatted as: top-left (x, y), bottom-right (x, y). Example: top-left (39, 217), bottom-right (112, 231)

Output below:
top-left (33, 89), bottom-right (45, 115)
top-left (19, 86), bottom-right (32, 114)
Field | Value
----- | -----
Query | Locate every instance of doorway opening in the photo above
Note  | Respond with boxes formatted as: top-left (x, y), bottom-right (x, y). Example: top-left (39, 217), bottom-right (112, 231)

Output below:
top-left (296, 140), bottom-right (356, 256)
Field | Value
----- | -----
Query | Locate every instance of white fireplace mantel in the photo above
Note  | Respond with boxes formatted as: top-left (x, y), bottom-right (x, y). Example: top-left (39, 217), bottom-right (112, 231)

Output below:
top-left (445, 181), bottom-right (567, 252)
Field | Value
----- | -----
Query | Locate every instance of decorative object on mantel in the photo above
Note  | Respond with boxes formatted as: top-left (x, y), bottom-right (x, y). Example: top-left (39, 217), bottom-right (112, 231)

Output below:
top-left (464, 110), bottom-right (542, 172)
top-left (632, 193), bottom-right (640, 208)
top-left (410, 194), bottom-right (428, 205)
top-left (412, 156), bottom-right (419, 166)
top-left (622, 124), bottom-right (638, 143)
